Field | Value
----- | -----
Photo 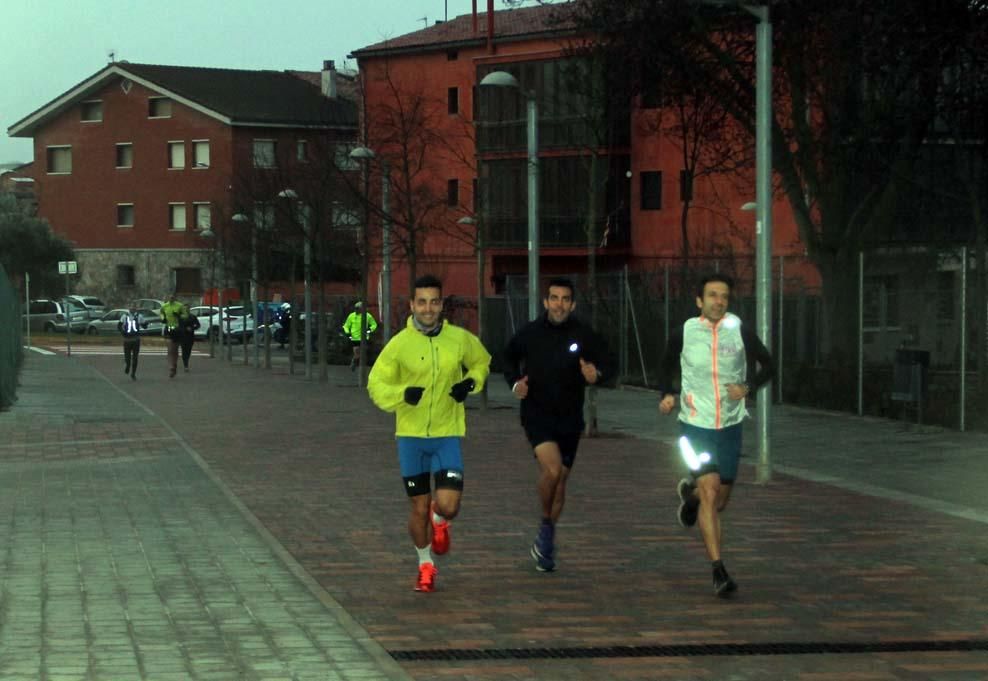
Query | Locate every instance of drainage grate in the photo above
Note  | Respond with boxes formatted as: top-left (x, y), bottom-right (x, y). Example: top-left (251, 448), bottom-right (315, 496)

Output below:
top-left (390, 639), bottom-right (988, 661)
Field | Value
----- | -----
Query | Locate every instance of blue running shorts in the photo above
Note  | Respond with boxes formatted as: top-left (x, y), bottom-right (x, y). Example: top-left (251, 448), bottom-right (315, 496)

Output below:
top-left (679, 422), bottom-right (743, 484)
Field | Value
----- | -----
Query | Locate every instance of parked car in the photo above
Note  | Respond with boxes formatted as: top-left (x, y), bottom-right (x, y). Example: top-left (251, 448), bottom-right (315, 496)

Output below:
top-left (128, 298), bottom-right (165, 315)
top-left (22, 299), bottom-right (90, 333)
top-left (212, 305), bottom-right (255, 343)
top-left (66, 294), bottom-right (107, 316)
top-left (188, 305), bottom-right (220, 340)
top-left (84, 309), bottom-right (163, 336)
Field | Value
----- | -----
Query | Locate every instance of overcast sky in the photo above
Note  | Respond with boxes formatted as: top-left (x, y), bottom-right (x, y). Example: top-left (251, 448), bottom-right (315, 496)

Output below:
top-left (0, 0), bottom-right (543, 165)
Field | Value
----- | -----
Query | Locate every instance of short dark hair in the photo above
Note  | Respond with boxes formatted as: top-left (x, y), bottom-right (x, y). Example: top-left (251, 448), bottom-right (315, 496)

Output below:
top-left (413, 274), bottom-right (443, 295)
top-left (697, 273), bottom-right (734, 298)
top-left (545, 277), bottom-right (575, 299)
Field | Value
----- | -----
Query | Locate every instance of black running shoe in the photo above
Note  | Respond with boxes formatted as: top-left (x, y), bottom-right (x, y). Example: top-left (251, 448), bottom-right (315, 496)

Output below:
top-left (677, 477), bottom-right (695, 504)
top-left (713, 564), bottom-right (737, 597)
top-left (677, 501), bottom-right (699, 528)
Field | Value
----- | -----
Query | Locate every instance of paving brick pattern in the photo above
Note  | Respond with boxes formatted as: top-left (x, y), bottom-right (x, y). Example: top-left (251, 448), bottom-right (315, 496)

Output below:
top-left (8, 345), bottom-right (988, 680)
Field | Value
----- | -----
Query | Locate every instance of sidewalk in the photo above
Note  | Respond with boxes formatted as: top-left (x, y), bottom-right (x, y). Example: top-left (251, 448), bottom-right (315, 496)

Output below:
top-left (6, 344), bottom-right (988, 680)
top-left (0, 350), bottom-right (410, 681)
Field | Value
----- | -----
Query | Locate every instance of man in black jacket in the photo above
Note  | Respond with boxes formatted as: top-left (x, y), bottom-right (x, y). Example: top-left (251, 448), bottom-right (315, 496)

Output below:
top-left (117, 304), bottom-right (146, 381)
top-left (503, 278), bottom-right (609, 572)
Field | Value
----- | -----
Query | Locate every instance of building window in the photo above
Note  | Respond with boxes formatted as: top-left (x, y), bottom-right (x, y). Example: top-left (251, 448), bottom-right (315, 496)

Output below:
top-left (680, 169), bottom-right (693, 202)
top-left (192, 140), bottom-right (210, 168)
top-left (169, 203), bottom-right (187, 231)
top-left (252, 140), bottom-right (276, 168)
top-left (864, 276), bottom-right (900, 329)
top-left (116, 143), bottom-right (134, 168)
top-left (641, 171), bottom-right (662, 210)
top-left (168, 142), bottom-right (185, 169)
top-left (297, 140), bottom-right (308, 162)
top-left (46, 146), bottom-right (72, 174)
top-left (253, 202), bottom-right (275, 231)
top-left (937, 271), bottom-right (955, 322)
top-left (173, 268), bottom-right (202, 294)
top-left (448, 87), bottom-right (459, 115)
top-left (447, 179), bottom-right (459, 207)
top-left (149, 97), bottom-right (172, 118)
top-left (117, 265), bottom-right (136, 287)
top-left (117, 204), bottom-right (135, 228)
top-left (334, 144), bottom-right (360, 171)
top-left (194, 203), bottom-right (211, 231)
top-left (80, 100), bottom-right (103, 122)
top-left (332, 202), bottom-right (361, 230)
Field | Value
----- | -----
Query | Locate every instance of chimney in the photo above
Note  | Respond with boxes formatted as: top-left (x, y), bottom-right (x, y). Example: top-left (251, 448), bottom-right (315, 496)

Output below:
top-left (321, 60), bottom-right (337, 98)
top-left (487, 0), bottom-right (495, 54)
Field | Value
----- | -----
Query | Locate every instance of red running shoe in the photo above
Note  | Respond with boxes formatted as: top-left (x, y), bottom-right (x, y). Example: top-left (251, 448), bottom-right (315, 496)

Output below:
top-left (430, 502), bottom-right (450, 555)
top-left (414, 562), bottom-right (438, 592)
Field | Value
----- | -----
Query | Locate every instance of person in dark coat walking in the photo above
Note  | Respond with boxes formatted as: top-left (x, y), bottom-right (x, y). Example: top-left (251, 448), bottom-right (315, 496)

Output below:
top-left (178, 309), bottom-right (200, 373)
top-left (118, 304), bottom-right (146, 381)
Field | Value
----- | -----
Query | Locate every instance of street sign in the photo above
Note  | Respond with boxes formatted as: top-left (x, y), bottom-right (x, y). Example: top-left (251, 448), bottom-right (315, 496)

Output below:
top-left (57, 261), bottom-right (78, 275)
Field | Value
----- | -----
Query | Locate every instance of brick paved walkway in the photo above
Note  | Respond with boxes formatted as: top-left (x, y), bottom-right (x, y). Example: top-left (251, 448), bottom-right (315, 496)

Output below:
top-left (6, 343), bottom-right (988, 680)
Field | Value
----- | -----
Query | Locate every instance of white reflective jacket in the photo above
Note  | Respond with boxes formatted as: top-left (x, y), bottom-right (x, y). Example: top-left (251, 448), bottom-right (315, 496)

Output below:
top-left (679, 312), bottom-right (748, 430)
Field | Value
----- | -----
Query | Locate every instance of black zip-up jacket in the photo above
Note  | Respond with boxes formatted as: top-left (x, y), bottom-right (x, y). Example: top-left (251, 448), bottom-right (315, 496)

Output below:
top-left (503, 313), bottom-right (610, 433)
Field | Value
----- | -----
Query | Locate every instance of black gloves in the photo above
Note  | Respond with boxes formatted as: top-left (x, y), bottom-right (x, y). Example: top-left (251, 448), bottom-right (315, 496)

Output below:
top-left (449, 378), bottom-right (476, 403)
top-left (404, 386), bottom-right (425, 405)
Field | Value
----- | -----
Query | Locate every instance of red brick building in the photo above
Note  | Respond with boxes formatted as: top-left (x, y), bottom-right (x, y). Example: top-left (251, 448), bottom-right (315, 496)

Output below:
top-left (350, 3), bottom-right (802, 314)
top-left (8, 61), bottom-right (358, 304)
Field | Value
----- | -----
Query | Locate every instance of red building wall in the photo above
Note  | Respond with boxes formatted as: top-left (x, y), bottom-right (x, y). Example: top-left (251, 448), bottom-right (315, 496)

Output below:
top-left (32, 77), bottom-right (234, 250)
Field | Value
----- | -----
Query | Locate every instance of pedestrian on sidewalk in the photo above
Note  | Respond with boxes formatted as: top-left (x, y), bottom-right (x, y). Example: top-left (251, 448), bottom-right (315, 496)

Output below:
top-left (367, 275), bottom-right (491, 593)
top-left (178, 309), bottom-right (200, 373)
top-left (342, 301), bottom-right (377, 371)
top-left (657, 273), bottom-right (774, 597)
top-left (503, 277), bottom-right (609, 573)
top-left (117, 304), bottom-right (146, 380)
top-left (160, 293), bottom-right (188, 379)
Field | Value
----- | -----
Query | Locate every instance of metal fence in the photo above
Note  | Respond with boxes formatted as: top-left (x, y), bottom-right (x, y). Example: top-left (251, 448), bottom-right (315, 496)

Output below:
top-left (473, 249), bottom-right (984, 431)
top-left (0, 263), bottom-right (23, 410)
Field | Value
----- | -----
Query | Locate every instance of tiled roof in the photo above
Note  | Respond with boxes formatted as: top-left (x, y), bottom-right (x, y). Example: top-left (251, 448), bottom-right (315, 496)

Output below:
top-left (352, 3), bottom-right (578, 57)
top-left (9, 62), bottom-right (357, 137)
top-left (119, 63), bottom-right (357, 127)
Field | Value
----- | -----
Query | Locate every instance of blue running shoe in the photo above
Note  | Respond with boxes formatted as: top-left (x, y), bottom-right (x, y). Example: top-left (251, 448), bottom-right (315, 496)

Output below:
top-left (531, 542), bottom-right (556, 572)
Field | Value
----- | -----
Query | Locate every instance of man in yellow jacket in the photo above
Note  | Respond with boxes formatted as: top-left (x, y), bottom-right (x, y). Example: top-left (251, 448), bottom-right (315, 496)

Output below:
top-left (342, 301), bottom-right (378, 371)
top-left (368, 274), bottom-right (491, 593)
top-left (159, 293), bottom-right (189, 379)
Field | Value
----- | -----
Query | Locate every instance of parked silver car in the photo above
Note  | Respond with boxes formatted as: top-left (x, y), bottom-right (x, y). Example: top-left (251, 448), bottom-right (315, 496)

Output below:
top-left (66, 295), bottom-right (107, 317)
top-left (84, 309), bottom-right (163, 336)
top-left (22, 299), bottom-right (90, 333)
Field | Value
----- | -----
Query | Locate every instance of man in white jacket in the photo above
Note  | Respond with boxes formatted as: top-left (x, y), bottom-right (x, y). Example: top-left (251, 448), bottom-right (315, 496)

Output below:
top-left (658, 273), bottom-right (774, 597)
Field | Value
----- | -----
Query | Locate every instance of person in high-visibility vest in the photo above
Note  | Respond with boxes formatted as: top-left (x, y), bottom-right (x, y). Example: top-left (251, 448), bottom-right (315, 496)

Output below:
top-left (159, 293), bottom-right (188, 379)
top-left (342, 301), bottom-right (378, 371)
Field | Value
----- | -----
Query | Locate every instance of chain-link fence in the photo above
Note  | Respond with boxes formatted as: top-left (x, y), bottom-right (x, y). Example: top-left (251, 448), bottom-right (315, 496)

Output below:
top-left (1, 263), bottom-right (24, 410)
top-left (470, 249), bottom-right (985, 431)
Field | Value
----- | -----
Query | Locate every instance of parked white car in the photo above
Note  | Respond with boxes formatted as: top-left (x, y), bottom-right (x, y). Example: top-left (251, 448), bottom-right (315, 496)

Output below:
top-left (66, 294), bottom-right (107, 317)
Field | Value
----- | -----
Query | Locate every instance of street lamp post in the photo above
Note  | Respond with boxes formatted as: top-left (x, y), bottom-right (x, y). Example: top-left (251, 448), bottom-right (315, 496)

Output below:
top-left (232, 213), bottom-right (259, 368)
top-left (278, 189), bottom-right (311, 379)
top-left (198, 224), bottom-right (218, 359)
top-left (349, 146), bottom-right (393, 345)
top-left (480, 71), bottom-right (539, 320)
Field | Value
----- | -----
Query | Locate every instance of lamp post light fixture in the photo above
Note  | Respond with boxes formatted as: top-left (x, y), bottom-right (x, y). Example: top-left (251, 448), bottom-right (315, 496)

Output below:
top-left (480, 70), bottom-right (540, 320)
top-left (349, 146), bottom-right (393, 344)
top-left (198, 223), bottom-right (219, 359)
top-left (277, 189), bottom-right (312, 379)
top-left (232, 212), bottom-right (260, 368)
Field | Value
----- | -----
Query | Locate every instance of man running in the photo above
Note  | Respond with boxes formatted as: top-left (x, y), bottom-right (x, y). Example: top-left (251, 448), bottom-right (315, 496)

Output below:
top-left (368, 275), bottom-right (491, 592)
top-left (503, 277), bottom-right (609, 572)
top-left (658, 273), bottom-right (774, 597)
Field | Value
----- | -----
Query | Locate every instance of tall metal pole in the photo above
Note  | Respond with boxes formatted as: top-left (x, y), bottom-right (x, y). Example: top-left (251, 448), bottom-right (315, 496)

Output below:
top-left (960, 246), bottom-right (967, 431)
top-left (752, 5), bottom-right (773, 483)
top-left (777, 254), bottom-right (784, 403)
top-left (24, 272), bottom-right (30, 348)
top-left (382, 161), bottom-right (392, 342)
top-left (304, 235), bottom-right (312, 380)
top-left (526, 95), bottom-right (540, 320)
top-left (251, 225), bottom-right (259, 368)
top-left (857, 251), bottom-right (864, 416)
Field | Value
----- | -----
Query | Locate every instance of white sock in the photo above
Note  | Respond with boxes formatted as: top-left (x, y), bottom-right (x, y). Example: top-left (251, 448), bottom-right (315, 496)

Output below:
top-left (416, 545), bottom-right (433, 566)
top-left (432, 510), bottom-right (447, 525)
